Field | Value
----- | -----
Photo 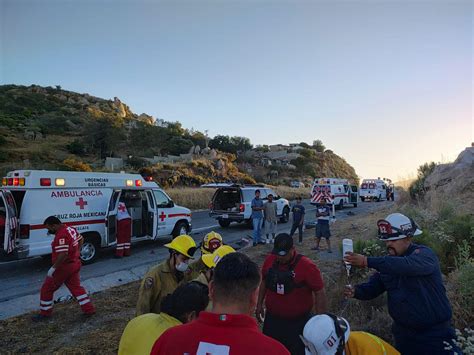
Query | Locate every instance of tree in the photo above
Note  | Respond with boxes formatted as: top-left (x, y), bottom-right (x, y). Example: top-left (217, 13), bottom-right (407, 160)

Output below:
top-left (209, 135), bottom-right (253, 154)
top-left (84, 117), bottom-right (126, 159)
top-left (167, 136), bottom-right (194, 156)
top-left (299, 142), bottom-right (311, 148)
top-left (313, 139), bottom-right (325, 152)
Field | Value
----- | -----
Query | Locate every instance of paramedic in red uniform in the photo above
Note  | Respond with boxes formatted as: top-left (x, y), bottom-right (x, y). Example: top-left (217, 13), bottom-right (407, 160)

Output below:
top-left (32, 216), bottom-right (95, 321)
top-left (115, 202), bottom-right (132, 257)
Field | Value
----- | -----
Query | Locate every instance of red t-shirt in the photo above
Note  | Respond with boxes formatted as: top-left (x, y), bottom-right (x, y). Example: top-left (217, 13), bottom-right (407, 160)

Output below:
top-left (150, 312), bottom-right (290, 355)
top-left (262, 253), bottom-right (324, 318)
top-left (51, 225), bottom-right (82, 264)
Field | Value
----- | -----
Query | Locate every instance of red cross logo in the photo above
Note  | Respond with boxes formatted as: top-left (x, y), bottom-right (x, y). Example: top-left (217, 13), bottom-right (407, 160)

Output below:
top-left (159, 211), bottom-right (166, 222)
top-left (118, 204), bottom-right (126, 212)
top-left (75, 197), bottom-right (88, 210)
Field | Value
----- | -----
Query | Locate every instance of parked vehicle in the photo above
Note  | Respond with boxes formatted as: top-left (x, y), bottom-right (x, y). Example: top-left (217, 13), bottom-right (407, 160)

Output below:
top-left (0, 170), bottom-right (192, 263)
top-left (290, 181), bottom-right (305, 188)
top-left (310, 178), bottom-right (358, 209)
top-left (209, 184), bottom-right (290, 228)
top-left (359, 178), bottom-right (388, 202)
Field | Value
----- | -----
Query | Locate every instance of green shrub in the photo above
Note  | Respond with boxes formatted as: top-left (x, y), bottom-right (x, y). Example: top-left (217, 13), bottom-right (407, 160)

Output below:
top-left (66, 140), bottom-right (86, 155)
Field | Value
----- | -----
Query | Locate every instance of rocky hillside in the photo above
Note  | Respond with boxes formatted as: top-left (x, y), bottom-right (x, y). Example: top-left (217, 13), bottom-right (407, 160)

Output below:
top-left (424, 146), bottom-right (474, 213)
top-left (0, 84), bottom-right (359, 186)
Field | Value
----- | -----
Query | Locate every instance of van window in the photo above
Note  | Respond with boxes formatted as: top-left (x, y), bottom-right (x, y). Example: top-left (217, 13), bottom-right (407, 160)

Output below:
top-left (109, 191), bottom-right (121, 211)
top-left (242, 190), bottom-right (257, 202)
top-left (153, 190), bottom-right (171, 207)
top-left (369, 183), bottom-right (375, 189)
top-left (361, 183), bottom-right (368, 189)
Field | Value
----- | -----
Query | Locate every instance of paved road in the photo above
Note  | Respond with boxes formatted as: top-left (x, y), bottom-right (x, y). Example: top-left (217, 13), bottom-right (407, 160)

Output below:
top-left (0, 199), bottom-right (390, 319)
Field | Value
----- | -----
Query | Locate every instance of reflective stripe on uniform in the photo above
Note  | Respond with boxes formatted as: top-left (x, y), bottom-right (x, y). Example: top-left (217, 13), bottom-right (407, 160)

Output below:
top-left (55, 246), bottom-right (69, 251)
top-left (76, 294), bottom-right (88, 300)
top-left (40, 305), bottom-right (53, 311)
top-left (79, 299), bottom-right (91, 306)
top-left (40, 300), bottom-right (53, 305)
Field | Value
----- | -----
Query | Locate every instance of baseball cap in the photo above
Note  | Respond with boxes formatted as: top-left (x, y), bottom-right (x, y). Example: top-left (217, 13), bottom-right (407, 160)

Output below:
top-left (272, 233), bottom-right (293, 256)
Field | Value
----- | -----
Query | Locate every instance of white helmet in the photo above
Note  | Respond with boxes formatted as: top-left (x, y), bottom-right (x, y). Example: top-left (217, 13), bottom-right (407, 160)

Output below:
top-left (301, 314), bottom-right (350, 355)
top-left (377, 213), bottom-right (422, 241)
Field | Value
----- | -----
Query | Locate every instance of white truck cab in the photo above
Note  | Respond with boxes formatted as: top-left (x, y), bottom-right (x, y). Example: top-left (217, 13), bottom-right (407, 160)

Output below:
top-left (360, 178), bottom-right (388, 202)
top-left (0, 170), bottom-right (192, 263)
top-left (310, 178), bottom-right (358, 209)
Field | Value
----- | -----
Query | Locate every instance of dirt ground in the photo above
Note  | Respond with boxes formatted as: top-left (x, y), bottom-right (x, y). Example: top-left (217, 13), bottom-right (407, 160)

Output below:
top-left (0, 205), bottom-right (394, 354)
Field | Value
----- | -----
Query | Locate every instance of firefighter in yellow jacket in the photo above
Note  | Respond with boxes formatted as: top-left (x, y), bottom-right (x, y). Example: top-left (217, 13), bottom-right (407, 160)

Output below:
top-left (301, 314), bottom-right (399, 355)
top-left (136, 235), bottom-right (197, 316)
top-left (188, 231), bottom-right (223, 279)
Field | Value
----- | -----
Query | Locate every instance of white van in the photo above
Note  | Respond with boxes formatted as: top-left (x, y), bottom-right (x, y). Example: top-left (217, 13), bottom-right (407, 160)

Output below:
top-left (310, 178), bottom-right (358, 209)
top-left (360, 179), bottom-right (387, 202)
top-left (0, 170), bottom-right (192, 263)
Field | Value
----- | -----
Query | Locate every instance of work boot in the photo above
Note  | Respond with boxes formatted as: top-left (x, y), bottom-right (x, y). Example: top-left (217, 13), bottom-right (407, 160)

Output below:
top-left (31, 314), bottom-right (51, 322)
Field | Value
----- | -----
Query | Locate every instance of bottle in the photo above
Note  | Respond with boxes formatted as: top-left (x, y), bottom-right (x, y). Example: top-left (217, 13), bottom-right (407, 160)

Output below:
top-left (342, 238), bottom-right (353, 275)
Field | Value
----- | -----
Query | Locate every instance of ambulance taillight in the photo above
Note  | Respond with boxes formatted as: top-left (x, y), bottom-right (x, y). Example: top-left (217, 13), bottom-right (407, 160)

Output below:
top-left (40, 178), bottom-right (52, 186)
top-left (20, 224), bottom-right (30, 239)
top-left (239, 204), bottom-right (245, 212)
top-left (13, 178), bottom-right (19, 186)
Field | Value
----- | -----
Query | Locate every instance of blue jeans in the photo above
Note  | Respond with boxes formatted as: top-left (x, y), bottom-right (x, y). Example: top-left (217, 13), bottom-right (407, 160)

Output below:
top-left (252, 217), bottom-right (263, 243)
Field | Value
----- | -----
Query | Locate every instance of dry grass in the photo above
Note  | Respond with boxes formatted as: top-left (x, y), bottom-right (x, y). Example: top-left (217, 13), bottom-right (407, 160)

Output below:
top-left (166, 188), bottom-right (216, 210)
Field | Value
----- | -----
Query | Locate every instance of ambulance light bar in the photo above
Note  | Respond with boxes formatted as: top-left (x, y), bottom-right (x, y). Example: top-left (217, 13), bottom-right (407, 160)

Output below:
top-left (135, 179), bottom-right (143, 187)
top-left (2, 177), bottom-right (26, 186)
top-left (126, 180), bottom-right (133, 187)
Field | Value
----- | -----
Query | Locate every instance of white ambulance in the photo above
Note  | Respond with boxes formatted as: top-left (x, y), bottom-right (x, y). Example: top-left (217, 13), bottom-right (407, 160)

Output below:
top-left (359, 178), bottom-right (388, 202)
top-left (310, 178), bottom-right (358, 209)
top-left (0, 170), bottom-right (192, 263)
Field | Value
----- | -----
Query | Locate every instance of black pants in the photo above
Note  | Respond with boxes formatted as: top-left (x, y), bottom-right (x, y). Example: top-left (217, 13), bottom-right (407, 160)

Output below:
top-left (289, 223), bottom-right (303, 242)
top-left (263, 312), bottom-right (310, 355)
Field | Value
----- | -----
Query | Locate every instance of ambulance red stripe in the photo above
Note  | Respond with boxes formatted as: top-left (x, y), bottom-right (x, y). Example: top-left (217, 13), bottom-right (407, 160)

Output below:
top-left (167, 213), bottom-right (191, 218)
top-left (30, 219), bottom-right (106, 230)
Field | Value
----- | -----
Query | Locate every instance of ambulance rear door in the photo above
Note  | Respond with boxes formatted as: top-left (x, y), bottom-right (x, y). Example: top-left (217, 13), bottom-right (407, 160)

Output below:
top-left (106, 190), bottom-right (121, 245)
top-left (1, 190), bottom-right (19, 254)
top-left (145, 190), bottom-right (158, 239)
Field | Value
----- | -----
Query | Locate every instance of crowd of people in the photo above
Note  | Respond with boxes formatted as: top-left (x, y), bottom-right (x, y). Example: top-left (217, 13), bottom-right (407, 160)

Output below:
top-left (30, 193), bottom-right (462, 354)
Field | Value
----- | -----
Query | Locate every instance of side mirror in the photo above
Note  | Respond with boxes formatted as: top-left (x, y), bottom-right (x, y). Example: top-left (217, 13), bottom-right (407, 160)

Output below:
top-left (168, 201), bottom-right (175, 208)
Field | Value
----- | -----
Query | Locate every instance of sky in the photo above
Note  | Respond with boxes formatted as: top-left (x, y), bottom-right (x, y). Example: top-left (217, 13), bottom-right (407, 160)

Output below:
top-left (1, 0), bottom-right (472, 180)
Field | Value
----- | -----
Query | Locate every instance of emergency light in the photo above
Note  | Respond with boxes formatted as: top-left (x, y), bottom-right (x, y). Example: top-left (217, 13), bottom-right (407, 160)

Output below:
top-left (126, 180), bottom-right (133, 187)
top-left (55, 178), bottom-right (65, 186)
top-left (1, 178), bottom-right (6, 186)
top-left (40, 178), bottom-right (52, 186)
top-left (135, 180), bottom-right (143, 187)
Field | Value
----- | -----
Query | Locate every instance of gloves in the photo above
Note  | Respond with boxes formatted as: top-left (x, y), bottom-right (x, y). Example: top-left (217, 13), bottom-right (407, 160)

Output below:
top-left (47, 267), bottom-right (56, 278)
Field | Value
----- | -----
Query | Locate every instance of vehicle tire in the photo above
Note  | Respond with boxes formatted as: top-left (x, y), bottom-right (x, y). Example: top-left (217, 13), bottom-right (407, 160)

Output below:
top-left (280, 207), bottom-right (290, 223)
top-left (353, 203), bottom-right (358, 208)
top-left (360, 197), bottom-right (365, 202)
top-left (218, 219), bottom-right (231, 228)
top-left (172, 221), bottom-right (189, 237)
top-left (376, 195), bottom-right (381, 202)
top-left (80, 236), bottom-right (99, 264)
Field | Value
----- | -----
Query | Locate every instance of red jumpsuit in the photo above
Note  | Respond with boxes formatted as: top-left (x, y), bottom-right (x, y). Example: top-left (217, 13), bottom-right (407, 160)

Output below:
top-left (116, 202), bottom-right (132, 257)
top-left (39, 226), bottom-right (95, 316)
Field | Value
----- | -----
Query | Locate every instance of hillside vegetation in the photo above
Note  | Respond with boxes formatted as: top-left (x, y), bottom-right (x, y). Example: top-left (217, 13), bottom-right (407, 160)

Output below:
top-left (0, 84), bottom-right (358, 186)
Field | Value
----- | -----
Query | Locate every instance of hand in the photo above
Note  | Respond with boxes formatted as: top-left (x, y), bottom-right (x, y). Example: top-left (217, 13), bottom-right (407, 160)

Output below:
top-left (256, 304), bottom-right (265, 323)
top-left (344, 285), bottom-right (355, 298)
top-left (343, 252), bottom-right (367, 268)
top-left (47, 267), bottom-right (56, 278)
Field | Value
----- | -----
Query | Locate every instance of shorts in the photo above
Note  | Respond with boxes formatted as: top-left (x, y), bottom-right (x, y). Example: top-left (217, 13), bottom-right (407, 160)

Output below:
top-left (316, 223), bottom-right (331, 239)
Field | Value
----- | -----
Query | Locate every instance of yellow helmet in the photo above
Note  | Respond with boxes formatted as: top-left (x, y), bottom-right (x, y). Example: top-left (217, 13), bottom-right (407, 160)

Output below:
top-left (201, 231), bottom-right (223, 254)
top-left (164, 235), bottom-right (197, 258)
top-left (202, 245), bottom-right (236, 269)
